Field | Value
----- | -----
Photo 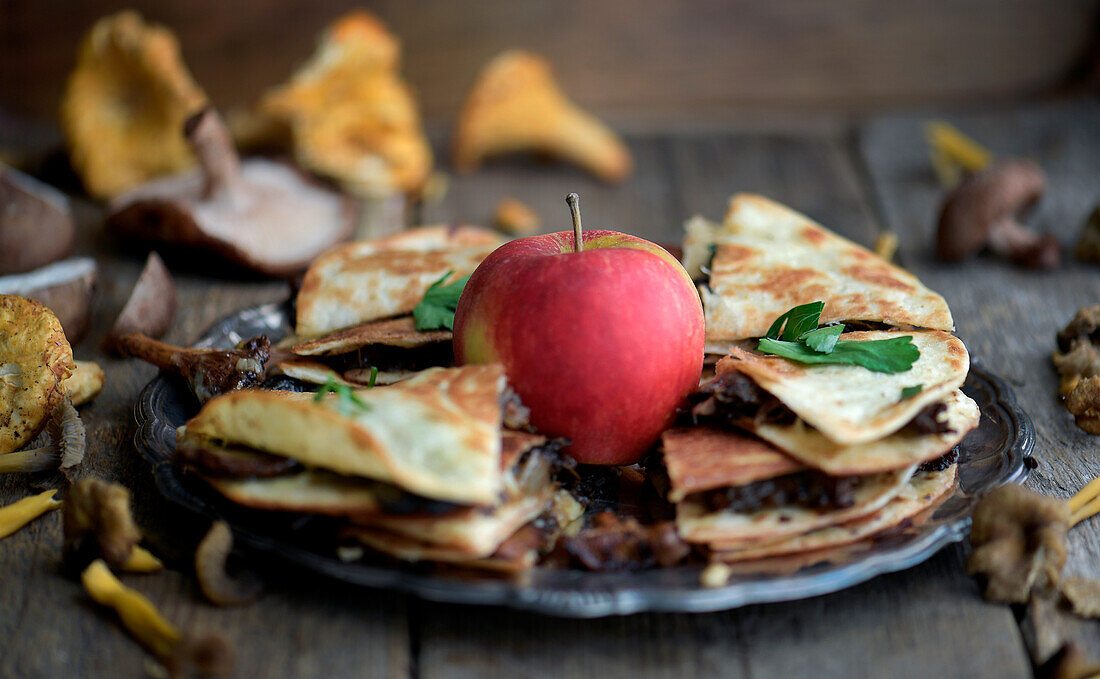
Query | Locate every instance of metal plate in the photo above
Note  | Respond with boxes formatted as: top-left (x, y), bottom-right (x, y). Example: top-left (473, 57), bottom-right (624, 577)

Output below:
top-left (134, 302), bottom-right (1032, 617)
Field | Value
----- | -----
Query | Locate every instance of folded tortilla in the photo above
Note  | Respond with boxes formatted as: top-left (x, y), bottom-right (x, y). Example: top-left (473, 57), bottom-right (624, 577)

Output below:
top-left (661, 426), bottom-right (804, 503)
top-left (684, 194), bottom-right (953, 344)
top-left (296, 225), bottom-right (503, 337)
top-left (709, 464), bottom-right (956, 559)
top-left (673, 428), bottom-right (916, 544)
top-left (753, 388), bottom-right (979, 475)
top-left (179, 365), bottom-right (506, 505)
top-left (720, 330), bottom-right (969, 445)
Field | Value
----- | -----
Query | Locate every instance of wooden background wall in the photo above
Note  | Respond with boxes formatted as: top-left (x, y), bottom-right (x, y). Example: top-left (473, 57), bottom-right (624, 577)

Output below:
top-left (2, 0), bottom-right (1099, 128)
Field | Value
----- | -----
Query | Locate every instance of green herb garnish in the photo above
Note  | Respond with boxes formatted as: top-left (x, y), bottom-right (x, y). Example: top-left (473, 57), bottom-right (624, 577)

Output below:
top-left (413, 271), bottom-right (471, 331)
top-left (765, 301), bottom-right (825, 341)
top-left (756, 301), bottom-right (920, 374)
top-left (900, 384), bottom-right (924, 400)
top-left (313, 377), bottom-right (370, 416)
top-left (368, 365), bottom-right (379, 388)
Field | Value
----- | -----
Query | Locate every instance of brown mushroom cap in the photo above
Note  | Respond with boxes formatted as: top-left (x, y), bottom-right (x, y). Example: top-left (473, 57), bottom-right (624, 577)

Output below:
top-left (936, 159), bottom-right (1048, 261)
top-left (107, 108), bottom-right (355, 277)
top-left (0, 257), bottom-right (97, 343)
top-left (0, 166), bottom-right (75, 275)
top-left (102, 251), bottom-right (176, 352)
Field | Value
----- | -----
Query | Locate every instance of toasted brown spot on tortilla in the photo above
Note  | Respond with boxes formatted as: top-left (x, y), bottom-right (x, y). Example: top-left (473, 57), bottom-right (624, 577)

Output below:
top-left (842, 265), bottom-right (914, 292)
top-left (801, 226), bottom-right (827, 246)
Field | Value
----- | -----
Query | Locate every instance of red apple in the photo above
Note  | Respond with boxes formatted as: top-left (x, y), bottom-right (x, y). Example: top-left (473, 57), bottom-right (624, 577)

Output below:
top-left (453, 227), bottom-right (704, 465)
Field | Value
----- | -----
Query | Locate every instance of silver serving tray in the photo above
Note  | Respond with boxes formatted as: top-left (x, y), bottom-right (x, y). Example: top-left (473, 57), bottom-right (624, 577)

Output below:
top-left (134, 302), bottom-right (1032, 617)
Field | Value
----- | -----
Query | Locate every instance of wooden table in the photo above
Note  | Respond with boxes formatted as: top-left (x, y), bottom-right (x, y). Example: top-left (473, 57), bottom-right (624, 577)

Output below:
top-left (2, 101), bottom-right (1099, 678)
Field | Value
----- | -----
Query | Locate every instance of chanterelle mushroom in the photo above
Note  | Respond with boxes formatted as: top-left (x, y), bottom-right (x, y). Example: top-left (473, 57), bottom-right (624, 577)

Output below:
top-left (259, 11), bottom-right (433, 198)
top-left (936, 159), bottom-right (1060, 268)
top-left (452, 51), bottom-right (633, 183)
top-left (61, 11), bottom-right (208, 200)
top-left (108, 108), bottom-right (354, 277)
top-left (115, 333), bottom-right (270, 403)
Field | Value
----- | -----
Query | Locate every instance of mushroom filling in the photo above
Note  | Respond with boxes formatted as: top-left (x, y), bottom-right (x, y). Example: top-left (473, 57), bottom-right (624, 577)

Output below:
top-left (688, 470), bottom-right (864, 514)
top-left (316, 341), bottom-right (455, 378)
top-left (175, 436), bottom-right (568, 518)
top-left (690, 371), bottom-right (953, 436)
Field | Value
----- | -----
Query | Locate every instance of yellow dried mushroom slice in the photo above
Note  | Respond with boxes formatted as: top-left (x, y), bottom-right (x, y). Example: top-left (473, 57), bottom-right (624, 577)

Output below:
top-left (0, 296), bottom-right (75, 454)
top-left (61, 11), bottom-right (208, 200)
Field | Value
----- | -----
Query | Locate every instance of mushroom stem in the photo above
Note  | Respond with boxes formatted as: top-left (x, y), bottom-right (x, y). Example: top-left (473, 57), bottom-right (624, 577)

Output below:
top-left (566, 192), bottom-right (583, 253)
top-left (184, 108), bottom-right (244, 202)
top-left (988, 217), bottom-right (1061, 269)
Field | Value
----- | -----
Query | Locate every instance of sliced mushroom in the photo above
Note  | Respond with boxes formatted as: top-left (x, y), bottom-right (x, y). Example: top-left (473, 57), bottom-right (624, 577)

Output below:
top-left (108, 107), bottom-right (355, 277)
top-left (0, 165), bottom-right (75, 274)
top-left (194, 521), bottom-right (263, 607)
top-left (60, 11), bottom-right (208, 200)
top-left (0, 257), bottom-right (97, 343)
top-left (115, 333), bottom-right (270, 403)
top-left (63, 360), bottom-right (105, 406)
top-left (453, 51), bottom-right (633, 183)
top-left (102, 252), bottom-right (176, 353)
top-left (936, 159), bottom-right (1060, 268)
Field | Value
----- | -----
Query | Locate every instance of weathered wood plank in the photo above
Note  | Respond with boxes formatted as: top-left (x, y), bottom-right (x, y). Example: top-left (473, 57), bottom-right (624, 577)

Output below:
top-left (0, 206), bottom-right (410, 678)
top-left (414, 131), bottom-right (1032, 679)
top-left (860, 101), bottom-right (1100, 664)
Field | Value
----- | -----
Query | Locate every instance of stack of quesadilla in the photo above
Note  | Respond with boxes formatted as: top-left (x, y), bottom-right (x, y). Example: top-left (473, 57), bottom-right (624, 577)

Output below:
top-left (176, 365), bottom-right (582, 572)
top-left (275, 225), bottom-right (504, 387)
top-left (666, 194), bottom-right (978, 563)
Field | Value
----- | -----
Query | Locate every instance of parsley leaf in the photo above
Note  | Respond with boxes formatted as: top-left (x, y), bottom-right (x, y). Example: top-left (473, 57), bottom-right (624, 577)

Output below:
top-left (413, 271), bottom-right (471, 331)
top-left (313, 377), bottom-right (371, 416)
top-left (765, 301), bottom-right (824, 341)
top-left (799, 324), bottom-right (844, 353)
top-left (367, 365), bottom-right (379, 388)
top-left (900, 384), bottom-right (924, 400)
top-left (757, 336), bottom-right (919, 373)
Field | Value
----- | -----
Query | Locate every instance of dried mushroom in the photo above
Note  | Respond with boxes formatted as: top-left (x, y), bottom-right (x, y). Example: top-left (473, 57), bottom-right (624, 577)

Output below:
top-left (966, 484), bottom-right (1069, 604)
top-left (64, 360), bottom-right (105, 406)
top-left (1061, 577), bottom-right (1100, 618)
top-left (452, 51), bottom-right (633, 183)
top-left (115, 333), bottom-right (270, 403)
top-left (102, 252), bottom-right (176, 353)
top-left (1065, 377), bottom-right (1100, 435)
top-left (1053, 307), bottom-right (1100, 432)
top-left (61, 11), bottom-right (208, 200)
top-left (0, 257), bottom-right (98, 344)
top-left (1074, 206), bottom-right (1100, 264)
top-left (493, 198), bottom-right (540, 235)
top-left (0, 295), bottom-right (75, 454)
top-left (108, 107), bottom-right (354, 276)
top-left (0, 164), bottom-right (75, 274)
top-left (64, 478), bottom-right (142, 569)
top-left (194, 521), bottom-right (263, 606)
top-left (936, 159), bottom-right (1059, 268)
top-left (259, 11), bottom-right (433, 197)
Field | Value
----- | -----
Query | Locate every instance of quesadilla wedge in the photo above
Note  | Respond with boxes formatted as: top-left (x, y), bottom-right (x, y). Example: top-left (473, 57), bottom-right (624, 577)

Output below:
top-left (296, 224), bottom-right (503, 337)
top-left (663, 426), bottom-right (916, 544)
top-left (178, 365), bottom-right (507, 505)
top-left (709, 463), bottom-right (956, 560)
top-left (717, 330), bottom-right (970, 446)
top-left (684, 194), bottom-right (953, 346)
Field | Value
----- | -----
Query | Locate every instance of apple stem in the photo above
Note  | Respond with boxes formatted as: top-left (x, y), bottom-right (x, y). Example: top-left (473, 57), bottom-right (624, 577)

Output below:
top-left (566, 193), bottom-right (583, 253)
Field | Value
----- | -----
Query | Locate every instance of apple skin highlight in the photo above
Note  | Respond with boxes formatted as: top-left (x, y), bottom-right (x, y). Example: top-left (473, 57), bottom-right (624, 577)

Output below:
top-left (453, 229), bottom-right (704, 465)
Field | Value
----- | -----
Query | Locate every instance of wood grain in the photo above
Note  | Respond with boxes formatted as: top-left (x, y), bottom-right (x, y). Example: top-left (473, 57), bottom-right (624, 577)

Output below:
top-left (859, 101), bottom-right (1100, 664)
top-left (2, 0), bottom-right (1096, 125)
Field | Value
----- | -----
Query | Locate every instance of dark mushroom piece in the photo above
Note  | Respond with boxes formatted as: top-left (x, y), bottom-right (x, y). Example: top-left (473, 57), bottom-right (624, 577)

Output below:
top-left (64, 478), bottom-right (142, 569)
top-left (936, 159), bottom-right (1060, 268)
top-left (107, 107), bottom-right (355, 277)
top-left (0, 257), bottom-right (97, 343)
top-left (0, 165), bottom-right (75, 275)
top-left (102, 251), bottom-right (176, 353)
top-left (115, 333), bottom-right (270, 403)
